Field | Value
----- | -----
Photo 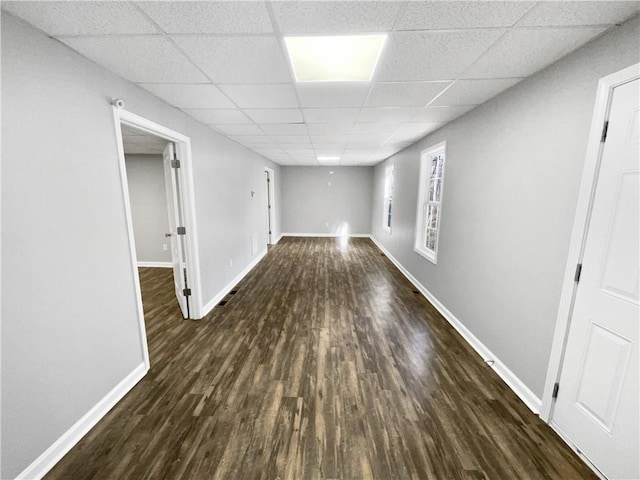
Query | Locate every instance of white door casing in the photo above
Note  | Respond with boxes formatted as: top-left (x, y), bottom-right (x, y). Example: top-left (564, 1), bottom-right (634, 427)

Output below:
top-left (163, 142), bottom-right (190, 318)
top-left (551, 77), bottom-right (639, 480)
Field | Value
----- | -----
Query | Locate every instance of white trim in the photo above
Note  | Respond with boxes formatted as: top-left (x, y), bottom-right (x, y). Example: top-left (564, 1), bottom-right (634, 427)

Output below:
top-left (114, 108), bottom-right (204, 320)
top-left (370, 235), bottom-right (542, 414)
top-left (540, 63), bottom-right (640, 422)
top-left (112, 109), bottom-right (150, 369)
top-left (281, 233), bottom-right (371, 238)
top-left (16, 363), bottom-right (147, 480)
top-left (273, 233), bottom-right (284, 245)
top-left (201, 248), bottom-right (268, 317)
top-left (136, 261), bottom-right (173, 268)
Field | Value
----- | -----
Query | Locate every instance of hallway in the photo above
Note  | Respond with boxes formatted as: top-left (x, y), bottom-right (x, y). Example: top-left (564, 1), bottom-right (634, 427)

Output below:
top-left (45, 237), bottom-right (595, 479)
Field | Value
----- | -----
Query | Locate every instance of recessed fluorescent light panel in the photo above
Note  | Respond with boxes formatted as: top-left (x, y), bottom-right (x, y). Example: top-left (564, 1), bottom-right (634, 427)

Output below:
top-left (285, 34), bottom-right (387, 82)
top-left (317, 155), bottom-right (341, 165)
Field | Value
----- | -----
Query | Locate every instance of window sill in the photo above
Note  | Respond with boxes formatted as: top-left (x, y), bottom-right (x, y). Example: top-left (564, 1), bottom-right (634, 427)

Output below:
top-left (414, 246), bottom-right (437, 265)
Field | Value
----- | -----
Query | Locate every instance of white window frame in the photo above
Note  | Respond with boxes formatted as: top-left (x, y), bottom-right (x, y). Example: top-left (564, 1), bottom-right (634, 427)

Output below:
top-left (414, 141), bottom-right (447, 264)
top-left (383, 163), bottom-right (394, 233)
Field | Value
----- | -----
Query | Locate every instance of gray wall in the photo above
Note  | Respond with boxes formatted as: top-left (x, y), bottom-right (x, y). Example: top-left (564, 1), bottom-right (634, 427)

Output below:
top-left (125, 154), bottom-right (172, 264)
top-left (1, 13), bottom-right (280, 479)
top-left (281, 166), bottom-right (373, 235)
top-left (371, 17), bottom-right (640, 399)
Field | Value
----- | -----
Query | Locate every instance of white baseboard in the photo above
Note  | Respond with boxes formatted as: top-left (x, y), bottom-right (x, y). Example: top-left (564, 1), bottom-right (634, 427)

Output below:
top-left (137, 261), bottom-right (172, 268)
top-left (201, 249), bottom-right (268, 317)
top-left (17, 363), bottom-right (147, 480)
top-left (369, 235), bottom-right (542, 414)
top-left (281, 233), bottom-right (371, 238)
top-left (273, 233), bottom-right (283, 245)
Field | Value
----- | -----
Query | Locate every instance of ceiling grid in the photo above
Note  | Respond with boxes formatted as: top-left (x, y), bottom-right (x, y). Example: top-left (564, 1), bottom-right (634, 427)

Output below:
top-left (4, 1), bottom-right (638, 165)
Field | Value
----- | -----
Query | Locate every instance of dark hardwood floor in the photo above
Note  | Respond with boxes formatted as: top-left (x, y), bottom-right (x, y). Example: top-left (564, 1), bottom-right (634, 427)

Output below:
top-left (45, 237), bottom-right (595, 480)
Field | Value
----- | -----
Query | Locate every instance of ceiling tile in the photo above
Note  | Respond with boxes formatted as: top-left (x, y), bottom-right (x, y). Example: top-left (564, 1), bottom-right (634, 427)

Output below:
top-left (395, 1), bottom-right (535, 30)
top-left (138, 1), bottom-right (273, 33)
top-left (411, 106), bottom-right (475, 123)
top-left (213, 124), bottom-right (264, 136)
top-left (297, 83), bottom-right (370, 108)
top-left (377, 30), bottom-right (505, 81)
top-left (271, 135), bottom-right (312, 144)
top-left (172, 36), bottom-right (291, 84)
top-left (352, 123), bottom-right (401, 135)
top-left (341, 149), bottom-right (377, 162)
top-left (183, 109), bottom-right (252, 124)
top-left (2, 1), bottom-right (158, 35)
top-left (229, 135), bottom-right (275, 144)
top-left (517, 2), bottom-right (640, 27)
top-left (270, 1), bottom-right (401, 34)
top-left (244, 109), bottom-right (303, 124)
top-left (62, 36), bottom-right (207, 83)
top-left (366, 82), bottom-right (451, 107)
top-left (358, 107), bottom-right (421, 123)
top-left (461, 26), bottom-right (608, 79)
top-left (303, 108), bottom-right (361, 123)
top-left (313, 143), bottom-right (351, 152)
top-left (347, 134), bottom-right (390, 147)
top-left (385, 122), bottom-right (443, 144)
top-left (307, 123), bottom-right (355, 135)
top-left (219, 84), bottom-right (298, 108)
top-left (282, 148), bottom-right (317, 159)
top-left (260, 123), bottom-right (308, 136)
top-left (141, 84), bottom-right (235, 108)
top-left (431, 78), bottom-right (521, 106)
top-left (310, 135), bottom-right (351, 145)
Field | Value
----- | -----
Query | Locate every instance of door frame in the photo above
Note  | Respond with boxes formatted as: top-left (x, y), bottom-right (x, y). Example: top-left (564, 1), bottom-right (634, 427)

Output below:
top-left (541, 63), bottom-right (640, 422)
top-left (113, 107), bottom-right (204, 363)
top-left (265, 167), bottom-right (276, 244)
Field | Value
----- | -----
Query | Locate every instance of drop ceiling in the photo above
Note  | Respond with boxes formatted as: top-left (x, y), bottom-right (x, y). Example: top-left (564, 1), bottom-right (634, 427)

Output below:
top-left (4, 1), bottom-right (639, 166)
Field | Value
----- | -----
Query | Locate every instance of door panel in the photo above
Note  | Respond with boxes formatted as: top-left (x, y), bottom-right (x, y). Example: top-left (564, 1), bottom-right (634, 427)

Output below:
top-left (553, 78), bottom-right (639, 479)
top-left (163, 142), bottom-right (189, 318)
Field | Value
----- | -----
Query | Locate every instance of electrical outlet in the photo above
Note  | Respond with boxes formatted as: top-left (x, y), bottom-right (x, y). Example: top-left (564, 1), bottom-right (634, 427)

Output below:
top-left (229, 259), bottom-right (233, 267)
top-left (162, 244), bottom-right (168, 251)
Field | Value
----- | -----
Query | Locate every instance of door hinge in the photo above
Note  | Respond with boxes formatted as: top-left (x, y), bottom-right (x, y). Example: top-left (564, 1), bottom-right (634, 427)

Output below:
top-left (182, 288), bottom-right (191, 297)
top-left (268, 205), bottom-right (271, 209)
top-left (574, 263), bottom-right (583, 283)
top-left (267, 178), bottom-right (270, 183)
top-left (177, 226), bottom-right (186, 235)
top-left (552, 382), bottom-right (560, 399)
top-left (171, 159), bottom-right (181, 168)
top-left (269, 230), bottom-right (272, 234)
top-left (600, 121), bottom-right (609, 143)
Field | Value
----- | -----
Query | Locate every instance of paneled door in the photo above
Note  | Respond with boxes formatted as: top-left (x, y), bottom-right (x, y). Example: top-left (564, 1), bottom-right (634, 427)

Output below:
top-left (552, 78), bottom-right (639, 479)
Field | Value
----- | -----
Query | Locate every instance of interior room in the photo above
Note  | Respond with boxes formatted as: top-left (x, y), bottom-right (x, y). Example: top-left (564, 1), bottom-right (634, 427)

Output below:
top-left (2, 2), bottom-right (639, 479)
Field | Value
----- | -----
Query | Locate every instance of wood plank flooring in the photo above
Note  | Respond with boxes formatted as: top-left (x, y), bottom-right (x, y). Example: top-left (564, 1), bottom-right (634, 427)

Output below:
top-left (45, 237), bottom-right (595, 480)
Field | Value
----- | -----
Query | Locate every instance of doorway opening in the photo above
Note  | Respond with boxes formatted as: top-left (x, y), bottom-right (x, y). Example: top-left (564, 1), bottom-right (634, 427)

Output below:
top-left (113, 108), bottom-right (202, 366)
top-left (265, 167), bottom-right (276, 245)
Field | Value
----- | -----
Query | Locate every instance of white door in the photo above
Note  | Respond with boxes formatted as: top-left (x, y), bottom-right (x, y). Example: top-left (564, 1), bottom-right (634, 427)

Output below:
top-left (552, 79), bottom-right (639, 479)
top-left (265, 170), bottom-right (272, 244)
top-left (163, 142), bottom-right (190, 318)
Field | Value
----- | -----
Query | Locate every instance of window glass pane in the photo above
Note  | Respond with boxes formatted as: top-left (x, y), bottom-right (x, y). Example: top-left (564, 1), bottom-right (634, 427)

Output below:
top-left (430, 156), bottom-right (438, 178)
top-left (434, 179), bottom-right (442, 202)
top-left (428, 205), bottom-right (439, 229)
top-left (436, 154), bottom-right (444, 177)
top-left (429, 179), bottom-right (436, 201)
top-left (425, 228), bottom-right (437, 250)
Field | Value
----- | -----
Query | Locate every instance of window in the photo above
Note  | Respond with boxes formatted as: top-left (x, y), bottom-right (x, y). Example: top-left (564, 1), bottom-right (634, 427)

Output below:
top-left (415, 141), bottom-right (446, 263)
top-left (383, 164), bottom-right (394, 232)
